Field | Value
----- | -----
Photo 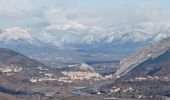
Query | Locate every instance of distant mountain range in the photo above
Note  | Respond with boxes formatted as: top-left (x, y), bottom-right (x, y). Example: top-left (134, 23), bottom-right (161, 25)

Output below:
top-left (1, 22), bottom-right (170, 54)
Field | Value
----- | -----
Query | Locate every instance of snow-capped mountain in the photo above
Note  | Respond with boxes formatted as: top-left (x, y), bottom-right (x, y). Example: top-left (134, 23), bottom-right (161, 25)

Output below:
top-left (1, 22), bottom-right (170, 54)
top-left (0, 27), bottom-right (60, 53)
top-left (0, 27), bottom-right (34, 44)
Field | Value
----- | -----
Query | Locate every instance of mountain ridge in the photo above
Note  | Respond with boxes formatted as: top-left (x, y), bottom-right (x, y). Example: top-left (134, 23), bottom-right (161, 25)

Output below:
top-left (1, 23), bottom-right (170, 53)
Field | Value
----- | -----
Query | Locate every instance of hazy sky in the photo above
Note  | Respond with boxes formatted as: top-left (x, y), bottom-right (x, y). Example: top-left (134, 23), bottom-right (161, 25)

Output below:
top-left (0, 0), bottom-right (170, 45)
top-left (0, 0), bottom-right (170, 28)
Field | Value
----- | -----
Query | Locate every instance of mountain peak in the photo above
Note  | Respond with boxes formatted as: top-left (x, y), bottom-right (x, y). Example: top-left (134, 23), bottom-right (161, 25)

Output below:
top-left (0, 27), bottom-right (33, 43)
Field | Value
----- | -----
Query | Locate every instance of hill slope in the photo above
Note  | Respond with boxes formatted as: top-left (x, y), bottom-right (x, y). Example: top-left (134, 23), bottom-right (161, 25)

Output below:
top-left (115, 37), bottom-right (170, 76)
top-left (0, 48), bottom-right (46, 68)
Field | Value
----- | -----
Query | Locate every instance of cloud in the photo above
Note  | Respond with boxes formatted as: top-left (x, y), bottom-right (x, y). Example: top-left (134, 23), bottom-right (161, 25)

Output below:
top-left (0, 0), bottom-right (35, 17)
top-left (1, 0), bottom-right (170, 45)
top-left (43, 1), bottom-right (170, 29)
top-left (45, 8), bottom-right (87, 32)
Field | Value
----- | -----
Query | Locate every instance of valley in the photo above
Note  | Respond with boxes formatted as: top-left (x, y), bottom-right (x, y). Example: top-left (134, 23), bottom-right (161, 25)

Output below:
top-left (1, 37), bottom-right (170, 100)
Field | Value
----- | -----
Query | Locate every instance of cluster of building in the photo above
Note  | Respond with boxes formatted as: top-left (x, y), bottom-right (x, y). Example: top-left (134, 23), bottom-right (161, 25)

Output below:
top-left (110, 86), bottom-right (134, 93)
top-left (126, 76), bottom-right (170, 82)
top-left (108, 86), bottom-right (148, 99)
top-left (29, 66), bottom-right (61, 83)
top-left (36, 66), bottom-right (49, 71)
top-left (0, 65), bottom-right (22, 74)
top-left (29, 63), bottom-right (114, 84)
top-left (56, 63), bottom-right (107, 83)
top-left (30, 65), bottom-right (103, 83)
top-left (29, 73), bottom-right (58, 83)
top-left (61, 71), bottom-right (102, 81)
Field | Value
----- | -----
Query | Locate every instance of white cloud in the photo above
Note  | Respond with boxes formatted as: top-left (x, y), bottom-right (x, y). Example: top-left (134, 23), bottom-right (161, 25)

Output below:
top-left (0, 0), bottom-right (36, 17)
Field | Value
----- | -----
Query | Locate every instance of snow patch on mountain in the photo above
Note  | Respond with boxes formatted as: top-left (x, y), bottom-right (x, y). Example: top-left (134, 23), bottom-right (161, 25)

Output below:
top-left (1, 21), bottom-right (170, 51)
top-left (0, 27), bottom-right (34, 44)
